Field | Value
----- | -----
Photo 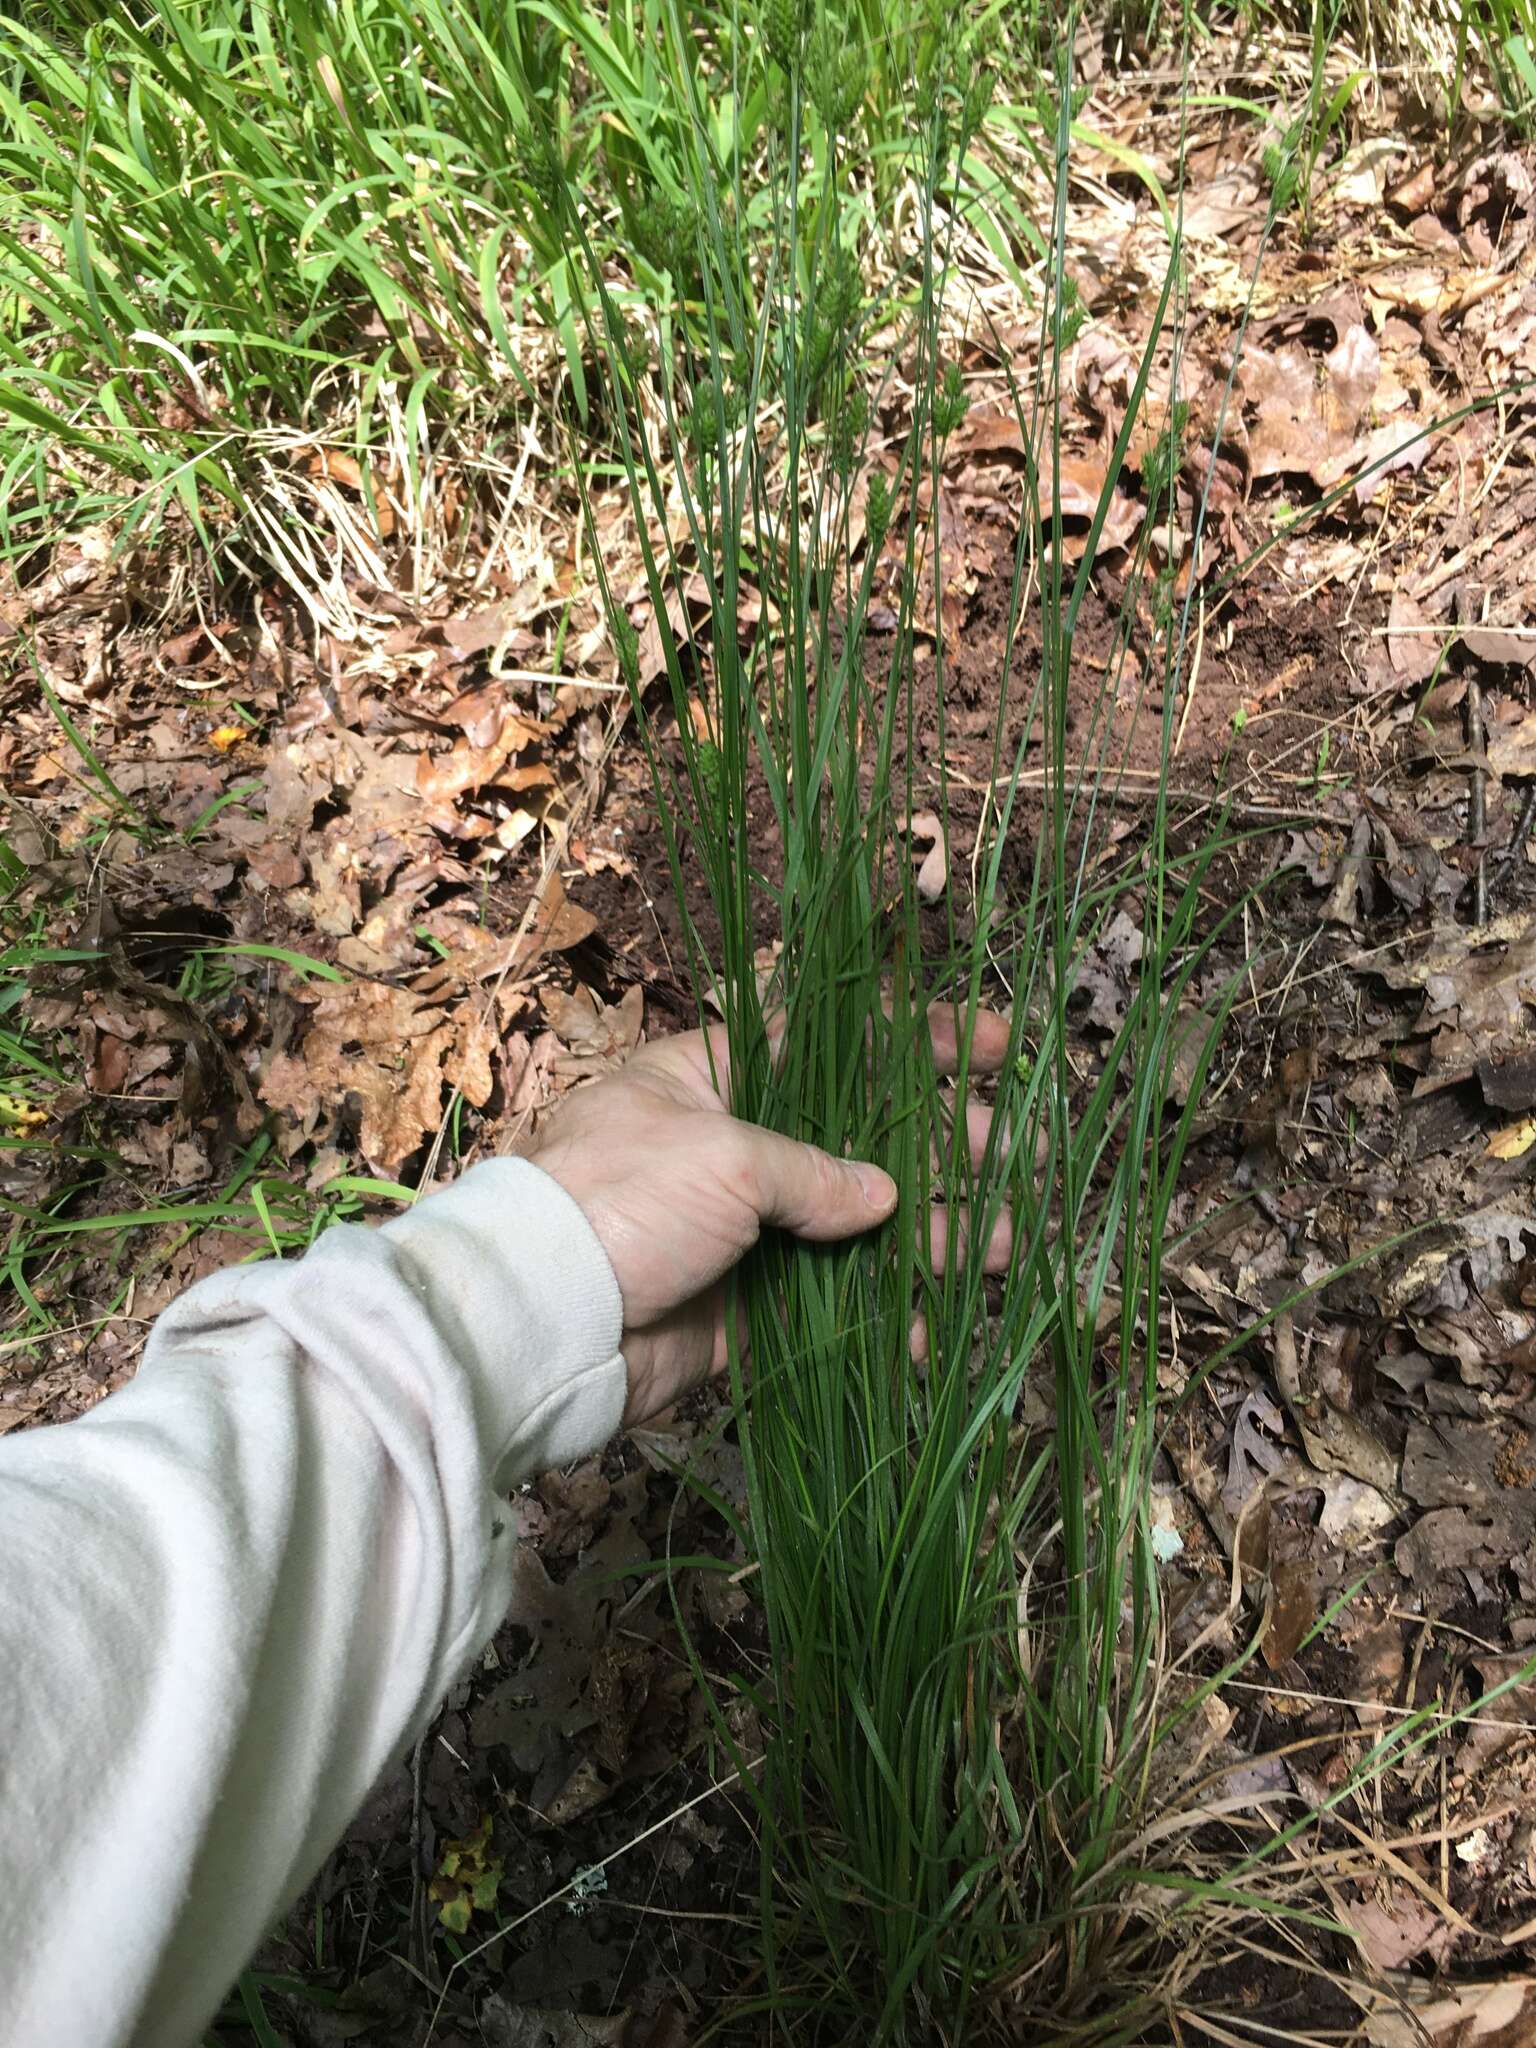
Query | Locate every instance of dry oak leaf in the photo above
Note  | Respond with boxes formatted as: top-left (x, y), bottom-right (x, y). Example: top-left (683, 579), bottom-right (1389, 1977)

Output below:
top-left (523, 868), bottom-right (598, 964)
top-left (259, 983), bottom-right (455, 1174)
top-left (1483, 704), bottom-right (1536, 781)
top-left (1039, 457), bottom-right (1144, 560)
top-left (1341, 1887), bottom-right (1455, 1973)
top-left (445, 1007), bottom-right (497, 1109)
top-left (1387, 587), bottom-right (1442, 683)
top-left (416, 713), bottom-right (555, 812)
top-left (441, 682), bottom-right (552, 752)
top-left (543, 983), bottom-right (644, 1073)
top-left (1238, 324), bottom-right (1380, 487)
top-left (1359, 910), bottom-right (1536, 1044)
top-left (438, 605), bottom-right (538, 662)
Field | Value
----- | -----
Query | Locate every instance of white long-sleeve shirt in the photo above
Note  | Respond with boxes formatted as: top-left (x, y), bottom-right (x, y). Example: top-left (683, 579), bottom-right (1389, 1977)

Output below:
top-left (0, 1158), bottom-right (628, 2048)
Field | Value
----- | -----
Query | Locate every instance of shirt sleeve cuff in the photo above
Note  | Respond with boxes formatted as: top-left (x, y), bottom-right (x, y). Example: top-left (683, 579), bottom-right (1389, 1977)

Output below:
top-left (372, 1157), bottom-right (627, 1489)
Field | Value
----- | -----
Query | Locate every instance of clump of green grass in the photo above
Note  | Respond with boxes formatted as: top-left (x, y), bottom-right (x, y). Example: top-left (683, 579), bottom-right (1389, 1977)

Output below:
top-left (559, 15), bottom-right (1269, 2037)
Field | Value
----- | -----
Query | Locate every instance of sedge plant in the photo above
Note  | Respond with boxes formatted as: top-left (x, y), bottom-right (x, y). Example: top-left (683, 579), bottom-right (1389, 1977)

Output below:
top-left (554, 5), bottom-right (1265, 2037)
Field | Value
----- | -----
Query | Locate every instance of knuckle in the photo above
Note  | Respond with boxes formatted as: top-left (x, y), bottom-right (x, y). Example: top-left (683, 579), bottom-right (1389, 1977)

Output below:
top-left (710, 1120), bottom-right (761, 1202)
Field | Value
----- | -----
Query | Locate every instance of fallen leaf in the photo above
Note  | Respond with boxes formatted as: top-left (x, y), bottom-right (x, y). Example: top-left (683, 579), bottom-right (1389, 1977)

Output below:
top-left (1039, 457), bottom-right (1144, 559)
top-left (1180, 169), bottom-right (1262, 240)
top-left (1342, 1886), bottom-right (1455, 1972)
top-left (1463, 624), bottom-right (1536, 670)
top-left (1396, 1503), bottom-right (1534, 1586)
top-left (523, 869), bottom-right (598, 965)
top-left (1272, 1313), bottom-right (1399, 1492)
top-left (1165, 1005), bottom-right (1217, 1105)
top-left (1360, 910), bottom-right (1536, 1048)
top-left (440, 606), bottom-right (522, 660)
top-left (1487, 706), bottom-right (1536, 780)
top-left (207, 725), bottom-right (249, 754)
top-left (1361, 1973), bottom-right (1536, 2047)
top-left (1318, 1475), bottom-right (1398, 1542)
top-left (479, 1997), bottom-right (629, 2048)
top-left (1388, 160), bottom-right (1437, 213)
top-left (954, 406), bottom-right (1025, 457)
top-left (1224, 1388), bottom-right (1288, 1514)
top-left (1074, 908), bottom-right (1144, 1031)
top-left (304, 446), bottom-right (395, 536)
top-left (159, 625), bottom-right (213, 667)
top-left (545, 983), bottom-right (644, 1073)
top-left (1355, 417), bottom-right (1433, 506)
top-left (416, 710), bottom-right (549, 810)
top-left (1238, 324), bottom-right (1379, 486)
top-left (497, 809), bottom-right (541, 851)
top-left (88, 1031), bottom-right (131, 1095)
top-left (1488, 1117), bottom-right (1536, 1161)
top-left (445, 1007), bottom-right (497, 1109)
top-left (1261, 1558), bottom-right (1318, 1669)
top-left (259, 984), bottom-right (455, 1173)
top-left (1333, 137), bottom-right (1402, 207)
top-left (0, 1093), bottom-right (47, 1130)
top-left (429, 1813), bottom-right (502, 1934)
top-left (304, 446), bottom-right (366, 492)
top-left (440, 682), bottom-right (552, 752)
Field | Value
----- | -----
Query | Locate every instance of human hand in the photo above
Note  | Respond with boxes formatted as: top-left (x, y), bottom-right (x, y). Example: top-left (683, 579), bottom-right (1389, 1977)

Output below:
top-left (523, 1006), bottom-right (1011, 1425)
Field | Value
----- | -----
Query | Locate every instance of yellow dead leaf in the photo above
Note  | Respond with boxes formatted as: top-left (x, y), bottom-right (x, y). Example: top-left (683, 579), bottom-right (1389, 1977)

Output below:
top-left (0, 1094), bottom-right (46, 1130)
top-left (1487, 1118), bottom-right (1536, 1161)
top-left (208, 725), bottom-right (249, 754)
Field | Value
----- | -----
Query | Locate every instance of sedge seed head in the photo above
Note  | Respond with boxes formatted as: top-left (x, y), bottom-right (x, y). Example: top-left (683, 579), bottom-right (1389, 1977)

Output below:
top-left (695, 738), bottom-right (724, 806)
top-left (761, 0), bottom-right (806, 70)
top-left (807, 22), bottom-right (866, 132)
top-left (933, 359), bottom-right (968, 437)
top-left (1057, 273), bottom-right (1086, 350)
top-left (1263, 139), bottom-right (1300, 211)
top-left (632, 189), bottom-right (701, 281)
top-left (513, 125), bottom-right (562, 212)
top-left (612, 613), bottom-right (640, 691)
top-left (1141, 399), bottom-right (1189, 507)
top-left (866, 470), bottom-right (893, 547)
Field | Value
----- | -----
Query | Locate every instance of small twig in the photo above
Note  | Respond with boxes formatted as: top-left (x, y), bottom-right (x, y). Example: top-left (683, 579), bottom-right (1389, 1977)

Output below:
top-left (421, 1762), bottom-right (754, 2044)
top-left (1172, 592), bottom-right (1206, 759)
top-left (1496, 781), bottom-right (1536, 876)
top-left (1467, 673), bottom-right (1487, 921)
top-left (407, 1725), bottom-right (434, 1982)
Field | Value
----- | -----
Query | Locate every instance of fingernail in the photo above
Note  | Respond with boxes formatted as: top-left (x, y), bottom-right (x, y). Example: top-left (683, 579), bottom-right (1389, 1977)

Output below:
top-left (854, 1162), bottom-right (897, 1212)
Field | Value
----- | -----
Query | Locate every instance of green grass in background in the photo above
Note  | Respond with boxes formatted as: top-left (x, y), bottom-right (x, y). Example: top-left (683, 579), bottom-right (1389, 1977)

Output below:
top-left (0, 0), bottom-right (1045, 607)
top-left (0, 0), bottom-right (1510, 615)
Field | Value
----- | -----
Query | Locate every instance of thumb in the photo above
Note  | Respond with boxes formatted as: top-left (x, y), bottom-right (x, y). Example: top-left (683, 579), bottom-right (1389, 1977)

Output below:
top-left (738, 1127), bottom-right (897, 1240)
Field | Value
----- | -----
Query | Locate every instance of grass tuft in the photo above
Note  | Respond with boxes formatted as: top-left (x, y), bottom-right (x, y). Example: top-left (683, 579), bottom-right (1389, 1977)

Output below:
top-left (561, 15), bottom-right (1271, 2039)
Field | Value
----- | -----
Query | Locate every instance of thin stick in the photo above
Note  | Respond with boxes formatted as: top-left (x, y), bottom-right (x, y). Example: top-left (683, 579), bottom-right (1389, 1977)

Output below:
top-left (422, 1764), bottom-right (754, 2043)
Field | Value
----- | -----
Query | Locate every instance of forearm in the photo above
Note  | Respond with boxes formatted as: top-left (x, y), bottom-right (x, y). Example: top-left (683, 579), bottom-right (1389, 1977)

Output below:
top-left (0, 1160), bottom-right (624, 2048)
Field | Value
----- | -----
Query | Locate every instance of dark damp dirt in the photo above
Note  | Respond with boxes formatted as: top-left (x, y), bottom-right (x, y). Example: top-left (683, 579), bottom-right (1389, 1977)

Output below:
top-left (260, 1424), bottom-right (762, 2044)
